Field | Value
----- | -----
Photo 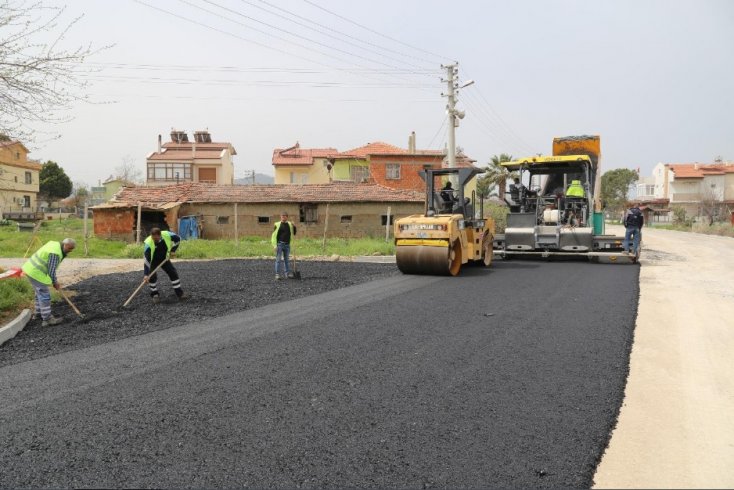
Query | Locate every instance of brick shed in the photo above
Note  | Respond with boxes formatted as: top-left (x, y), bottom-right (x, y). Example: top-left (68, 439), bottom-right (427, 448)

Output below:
top-left (92, 182), bottom-right (424, 241)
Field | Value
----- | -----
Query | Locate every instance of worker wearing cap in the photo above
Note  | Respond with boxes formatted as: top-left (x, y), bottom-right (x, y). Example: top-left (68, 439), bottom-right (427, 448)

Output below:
top-left (143, 227), bottom-right (187, 303)
top-left (272, 211), bottom-right (297, 280)
top-left (565, 180), bottom-right (585, 198)
top-left (22, 238), bottom-right (76, 326)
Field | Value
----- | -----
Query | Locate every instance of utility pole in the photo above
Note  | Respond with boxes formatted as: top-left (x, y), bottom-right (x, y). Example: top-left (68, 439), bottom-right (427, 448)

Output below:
top-left (441, 63), bottom-right (473, 185)
top-left (443, 63), bottom-right (458, 170)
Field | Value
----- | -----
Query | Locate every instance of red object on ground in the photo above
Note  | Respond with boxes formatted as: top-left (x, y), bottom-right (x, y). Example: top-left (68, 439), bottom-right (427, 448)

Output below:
top-left (0, 268), bottom-right (23, 280)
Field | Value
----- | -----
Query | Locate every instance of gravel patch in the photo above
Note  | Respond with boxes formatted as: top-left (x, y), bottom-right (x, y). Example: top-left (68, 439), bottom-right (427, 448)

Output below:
top-left (0, 259), bottom-right (398, 367)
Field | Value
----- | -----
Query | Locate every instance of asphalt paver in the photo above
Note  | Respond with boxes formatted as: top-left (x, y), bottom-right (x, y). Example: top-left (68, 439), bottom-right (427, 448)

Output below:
top-left (0, 260), bottom-right (639, 488)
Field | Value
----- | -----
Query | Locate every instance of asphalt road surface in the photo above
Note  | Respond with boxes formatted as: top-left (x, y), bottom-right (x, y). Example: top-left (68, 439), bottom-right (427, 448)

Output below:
top-left (0, 260), bottom-right (639, 488)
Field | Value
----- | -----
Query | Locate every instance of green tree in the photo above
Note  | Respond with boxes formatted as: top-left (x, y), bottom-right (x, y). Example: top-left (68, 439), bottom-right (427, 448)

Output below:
top-left (479, 153), bottom-right (516, 200)
top-left (601, 168), bottom-right (638, 215)
top-left (39, 160), bottom-right (72, 201)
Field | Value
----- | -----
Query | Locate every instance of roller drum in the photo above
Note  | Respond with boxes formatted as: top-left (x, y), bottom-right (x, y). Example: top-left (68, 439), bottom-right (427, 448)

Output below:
top-left (396, 243), bottom-right (461, 276)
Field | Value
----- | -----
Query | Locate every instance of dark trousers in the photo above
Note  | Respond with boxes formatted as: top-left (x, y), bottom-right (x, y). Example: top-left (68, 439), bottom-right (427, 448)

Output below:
top-left (149, 261), bottom-right (183, 297)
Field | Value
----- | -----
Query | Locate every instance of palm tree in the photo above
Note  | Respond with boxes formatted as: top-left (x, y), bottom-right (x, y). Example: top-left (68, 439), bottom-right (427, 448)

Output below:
top-left (481, 153), bottom-right (516, 201)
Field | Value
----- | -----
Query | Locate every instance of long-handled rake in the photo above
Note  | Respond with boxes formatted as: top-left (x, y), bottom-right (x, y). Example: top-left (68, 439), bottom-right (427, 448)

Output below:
top-left (59, 289), bottom-right (84, 319)
top-left (291, 243), bottom-right (301, 280)
top-left (122, 259), bottom-right (169, 308)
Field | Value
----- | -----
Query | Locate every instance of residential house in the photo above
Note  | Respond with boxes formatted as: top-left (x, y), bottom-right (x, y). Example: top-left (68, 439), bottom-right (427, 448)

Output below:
top-left (92, 182), bottom-right (423, 241)
top-left (146, 130), bottom-right (237, 186)
top-left (272, 143), bottom-right (337, 184)
top-left (0, 139), bottom-right (41, 214)
top-left (651, 161), bottom-right (734, 220)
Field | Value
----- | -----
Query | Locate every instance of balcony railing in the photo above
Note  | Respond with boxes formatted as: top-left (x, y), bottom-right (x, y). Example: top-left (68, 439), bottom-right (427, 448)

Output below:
top-left (670, 192), bottom-right (702, 202)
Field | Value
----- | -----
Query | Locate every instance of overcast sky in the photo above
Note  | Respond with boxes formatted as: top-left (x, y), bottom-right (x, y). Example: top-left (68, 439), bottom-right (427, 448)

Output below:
top-left (28, 0), bottom-right (734, 185)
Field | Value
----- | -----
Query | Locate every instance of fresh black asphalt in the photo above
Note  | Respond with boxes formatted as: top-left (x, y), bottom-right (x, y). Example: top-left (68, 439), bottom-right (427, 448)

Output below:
top-left (0, 259), bottom-right (639, 488)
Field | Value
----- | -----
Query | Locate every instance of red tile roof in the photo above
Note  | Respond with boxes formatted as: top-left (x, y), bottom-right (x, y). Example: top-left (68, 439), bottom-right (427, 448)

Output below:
top-left (95, 182), bottom-right (423, 207)
top-left (334, 141), bottom-right (408, 159)
top-left (148, 149), bottom-right (228, 161)
top-left (272, 144), bottom-right (338, 166)
top-left (668, 163), bottom-right (734, 179)
top-left (147, 141), bottom-right (237, 162)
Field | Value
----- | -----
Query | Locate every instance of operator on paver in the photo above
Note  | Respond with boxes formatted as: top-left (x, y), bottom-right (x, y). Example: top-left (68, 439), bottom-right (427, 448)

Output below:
top-left (22, 238), bottom-right (76, 326)
top-left (565, 179), bottom-right (585, 198)
top-left (143, 227), bottom-right (187, 303)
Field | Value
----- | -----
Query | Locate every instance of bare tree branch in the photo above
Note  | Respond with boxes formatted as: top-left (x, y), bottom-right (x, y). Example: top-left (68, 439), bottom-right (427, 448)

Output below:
top-left (0, 1), bottom-right (102, 142)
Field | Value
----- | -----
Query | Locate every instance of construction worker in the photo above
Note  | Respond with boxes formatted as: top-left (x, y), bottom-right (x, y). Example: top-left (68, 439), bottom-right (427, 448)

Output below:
top-left (272, 211), bottom-right (297, 280)
top-left (440, 181), bottom-right (457, 213)
top-left (565, 179), bottom-right (585, 198)
top-left (143, 227), bottom-right (187, 303)
top-left (622, 202), bottom-right (644, 255)
top-left (22, 238), bottom-right (76, 326)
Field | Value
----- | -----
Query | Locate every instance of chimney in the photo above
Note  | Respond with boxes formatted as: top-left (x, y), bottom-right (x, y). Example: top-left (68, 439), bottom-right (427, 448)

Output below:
top-left (408, 131), bottom-right (416, 154)
top-left (158, 134), bottom-right (162, 153)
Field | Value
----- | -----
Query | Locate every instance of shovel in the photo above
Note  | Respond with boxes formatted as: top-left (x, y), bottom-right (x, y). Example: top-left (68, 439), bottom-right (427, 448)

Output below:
top-left (59, 288), bottom-right (84, 319)
top-left (290, 243), bottom-right (301, 280)
top-left (123, 259), bottom-right (169, 308)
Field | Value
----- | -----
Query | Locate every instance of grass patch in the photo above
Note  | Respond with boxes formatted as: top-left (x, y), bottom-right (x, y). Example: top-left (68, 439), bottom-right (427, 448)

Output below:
top-left (0, 218), bottom-right (398, 259)
top-left (0, 218), bottom-right (128, 258)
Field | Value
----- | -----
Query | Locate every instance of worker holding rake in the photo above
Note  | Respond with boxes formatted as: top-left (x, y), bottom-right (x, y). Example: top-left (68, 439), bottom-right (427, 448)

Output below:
top-left (22, 238), bottom-right (76, 326)
top-left (143, 228), bottom-right (187, 303)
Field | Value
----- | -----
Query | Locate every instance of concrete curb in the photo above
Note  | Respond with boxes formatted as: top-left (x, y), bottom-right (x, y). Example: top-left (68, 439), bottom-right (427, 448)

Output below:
top-left (0, 309), bottom-right (32, 347)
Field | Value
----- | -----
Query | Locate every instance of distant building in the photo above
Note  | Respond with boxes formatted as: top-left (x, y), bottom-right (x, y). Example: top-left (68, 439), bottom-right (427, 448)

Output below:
top-left (91, 182), bottom-right (423, 241)
top-left (272, 142), bottom-right (337, 185)
top-left (146, 129), bottom-right (237, 186)
top-left (647, 161), bottom-right (734, 221)
top-left (0, 139), bottom-right (41, 214)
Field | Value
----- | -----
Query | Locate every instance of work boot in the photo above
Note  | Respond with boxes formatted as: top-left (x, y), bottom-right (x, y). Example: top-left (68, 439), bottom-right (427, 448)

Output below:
top-left (152, 295), bottom-right (161, 304)
top-left (275, 275), bottom-right (282, 280)
top-left (42, 316), bottom-right (63, 327)
top-left (177, 292), bottom-right (190, 301)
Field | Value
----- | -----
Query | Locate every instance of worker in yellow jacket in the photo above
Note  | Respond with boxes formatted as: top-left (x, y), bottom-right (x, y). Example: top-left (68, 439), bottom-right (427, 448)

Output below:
top-left (22, 238), bottom-right (76, 326)
top-left (565, 180), bottom-right (585, 198)
top-left (271, 211), bottom-right (297, 280)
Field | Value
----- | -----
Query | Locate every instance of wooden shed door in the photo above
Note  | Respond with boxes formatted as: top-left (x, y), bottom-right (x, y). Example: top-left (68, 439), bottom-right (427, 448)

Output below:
top-left (199, 168), bottom-right (216, 183)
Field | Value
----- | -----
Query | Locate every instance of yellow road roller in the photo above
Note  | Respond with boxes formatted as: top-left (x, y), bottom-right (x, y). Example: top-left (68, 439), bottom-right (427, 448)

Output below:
top-left (394, 167), bottom-right (494, 276)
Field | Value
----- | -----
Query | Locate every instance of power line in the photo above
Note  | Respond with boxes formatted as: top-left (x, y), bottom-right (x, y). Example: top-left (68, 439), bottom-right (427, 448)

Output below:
top-left (247, 0), bottom-right (439, 69)
top-left (301, 0), bottom-right (451, 64)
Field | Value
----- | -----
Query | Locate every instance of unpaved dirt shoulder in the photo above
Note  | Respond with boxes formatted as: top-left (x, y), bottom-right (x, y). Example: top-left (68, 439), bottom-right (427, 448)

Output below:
top-left (594, 226), bottom-right (734, 488)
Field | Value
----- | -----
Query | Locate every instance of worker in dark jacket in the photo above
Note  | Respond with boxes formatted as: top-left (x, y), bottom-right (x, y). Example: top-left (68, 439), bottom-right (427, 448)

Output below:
top-left (143, 228), bottom-right (187, 302)
top-left (22, 238), bottom-right (76, 326)
top-left (271, 211), bottom-right (297, 280)
top-left (622, 203), bottom-right (644, 255)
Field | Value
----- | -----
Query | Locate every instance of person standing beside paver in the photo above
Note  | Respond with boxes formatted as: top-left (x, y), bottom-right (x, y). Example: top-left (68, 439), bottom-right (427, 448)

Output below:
top-left (272, 211), bottom-right (297, 280)
top-left (22, 238), bottom-right (76, 326)
top-left (622, 202), bottom-right (644, 255)
top-left (143, 228), bottom-right (187, 303)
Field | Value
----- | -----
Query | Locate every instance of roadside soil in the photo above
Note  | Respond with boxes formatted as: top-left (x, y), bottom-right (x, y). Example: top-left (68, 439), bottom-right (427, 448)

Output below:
top-left (594, 225), bottom-right (734, 488)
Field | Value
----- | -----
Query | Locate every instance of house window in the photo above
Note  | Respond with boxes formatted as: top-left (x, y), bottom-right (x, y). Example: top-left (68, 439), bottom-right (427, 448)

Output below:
top-left (299, 203), bottom-right (318, 224)
top-left (24, 172), bottom-right (32, 184)
top-left (15, 152), bottom-right (20, 160)
top-left (22, 195), bottom-right (31, 207)
top-left (350, 165), bottom-right (369, 183)
top-left (386, 163), bottom-right (401, 180)
top-left (257, 216), bottom-right (270, 224)
top-left (198, 168), bottom-right (216, 183)
top-left (381, 215), bottom-right (394, 226)
top-left (340, 215), bottom-right (352, 224)
top-left (302, 174), bottom-right (308, 184)
top-left (147, 163), bottom-right (192, 181)
top-left (216, 216), bottom-right (229, 224)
